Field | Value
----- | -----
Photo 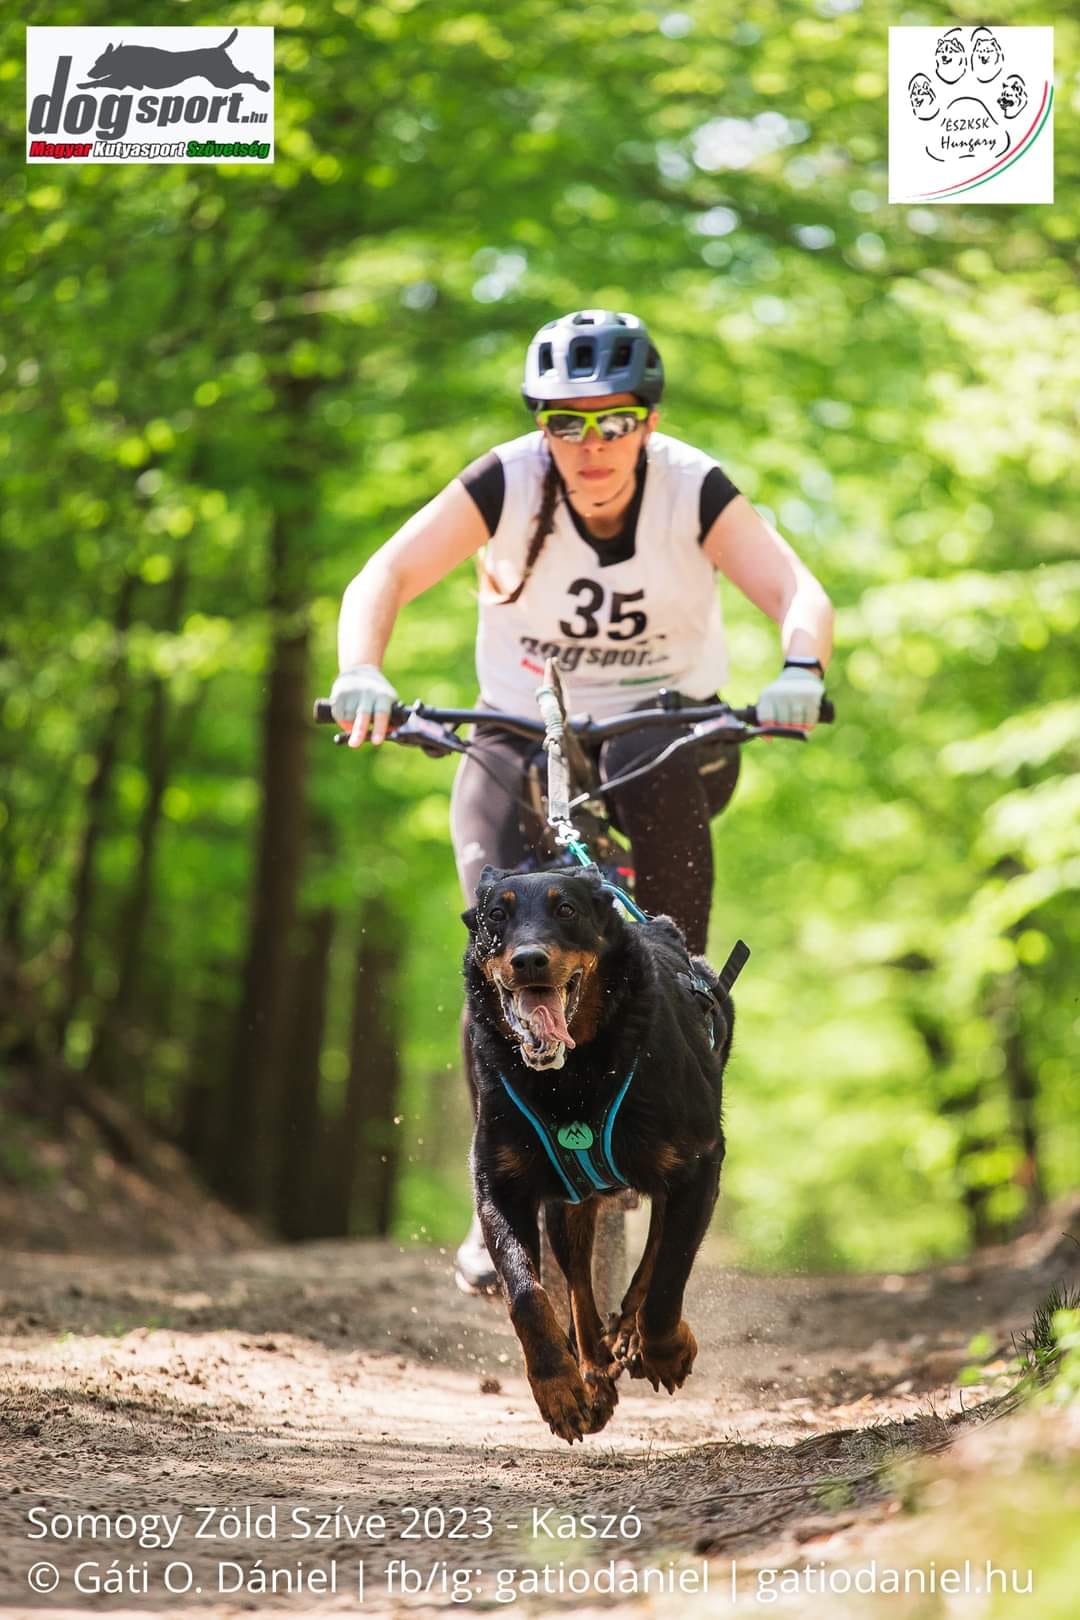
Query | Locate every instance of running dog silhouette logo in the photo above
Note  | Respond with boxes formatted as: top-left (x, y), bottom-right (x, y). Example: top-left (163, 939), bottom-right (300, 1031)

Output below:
top-left (27, 26), bottom-right (274, 163)
top-left (888, 27), bottom-right (1053, 203)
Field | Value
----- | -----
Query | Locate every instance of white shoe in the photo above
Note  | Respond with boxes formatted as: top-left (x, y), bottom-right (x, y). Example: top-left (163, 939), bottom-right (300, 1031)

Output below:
top-left (454, 1210), bottom-right (500, 1296)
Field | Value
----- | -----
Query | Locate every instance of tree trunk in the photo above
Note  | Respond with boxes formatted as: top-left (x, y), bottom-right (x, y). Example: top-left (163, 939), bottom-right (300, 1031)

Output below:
top-left (218, 606), bottom-right (310, 1213)
top-left (327, 899), bottom-right (403, 1237)
top-left (274, 906), bottom-right (336, 1240)
top-left (56, 570), bottom-right (137, 1050)
top-left (994, 963), bottom-right (1046, 1223)
top-left (910, 1005), bottom-right (1005, 1249)
top-left (88, 555), bottom-right (190, 1101)
top-left (215, 367), bottom-right (318, 1217)
top-left (178, 980), bottom-right (234, 1182)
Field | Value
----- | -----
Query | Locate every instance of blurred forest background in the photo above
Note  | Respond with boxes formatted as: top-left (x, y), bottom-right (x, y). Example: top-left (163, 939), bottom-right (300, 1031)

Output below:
top-left (1, 0), bottom-right (1076, 1269)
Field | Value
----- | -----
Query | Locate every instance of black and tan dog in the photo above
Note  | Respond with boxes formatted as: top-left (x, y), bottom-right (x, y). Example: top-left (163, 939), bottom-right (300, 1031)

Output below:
top-left (462, 864), bottom-right (743, 1443)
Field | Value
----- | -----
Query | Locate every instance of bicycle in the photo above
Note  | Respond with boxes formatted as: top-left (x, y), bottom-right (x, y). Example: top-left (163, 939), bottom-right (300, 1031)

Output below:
top-left (314, 670), bottom-right (833, 1317)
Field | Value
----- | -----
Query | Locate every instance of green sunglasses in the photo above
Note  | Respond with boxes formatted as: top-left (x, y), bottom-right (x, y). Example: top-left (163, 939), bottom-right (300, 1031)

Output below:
top-left (535, 405), bottom-right (650, 442)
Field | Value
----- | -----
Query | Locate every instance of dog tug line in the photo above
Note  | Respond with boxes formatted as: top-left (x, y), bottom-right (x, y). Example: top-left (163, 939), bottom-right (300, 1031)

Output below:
top-left (496, 665), bottom-right (751, 1206)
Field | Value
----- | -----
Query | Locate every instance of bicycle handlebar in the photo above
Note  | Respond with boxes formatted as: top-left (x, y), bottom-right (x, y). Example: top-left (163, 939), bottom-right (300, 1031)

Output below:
top-left (312, 694), bottom-right (834, 737)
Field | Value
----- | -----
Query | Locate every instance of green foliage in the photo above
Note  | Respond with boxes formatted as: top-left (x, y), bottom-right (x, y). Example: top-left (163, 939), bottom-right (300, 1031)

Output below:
top-left (1, 0), bottom-right (1077, 1263)
top-left (1013, 1284), bottom-right (1080, 1398)
top-left (1047, 1309), bottom-right (1080, 1408)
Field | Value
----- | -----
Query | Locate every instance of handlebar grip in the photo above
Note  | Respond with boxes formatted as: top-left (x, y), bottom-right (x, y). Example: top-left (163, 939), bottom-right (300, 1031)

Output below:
top-left (744, 697), bottom-right (834, 727)
top-left (313, 698), bottom-right (410, 728)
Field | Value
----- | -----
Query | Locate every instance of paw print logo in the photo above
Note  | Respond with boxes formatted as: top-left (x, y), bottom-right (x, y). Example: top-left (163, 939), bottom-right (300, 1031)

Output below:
top-left (911, 26), bottom-right (1024, 165)
top-left (890, 23), bottom-right (1053, 203)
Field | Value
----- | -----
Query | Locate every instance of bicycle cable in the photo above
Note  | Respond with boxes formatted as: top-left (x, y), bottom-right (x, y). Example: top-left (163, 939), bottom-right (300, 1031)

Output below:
top-left (568, 728), bottom-right (708, 809)
top-left (461, 720), bottom-right (732, 824)
top-left (453, 738), bottom-right (547, 821)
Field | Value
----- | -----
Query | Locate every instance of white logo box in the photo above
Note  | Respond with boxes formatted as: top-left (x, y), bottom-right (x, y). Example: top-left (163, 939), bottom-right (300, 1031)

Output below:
top-left (27, 26), bottom-right (274, 164)
top-left (888, 26), bottom-right (1053, 204)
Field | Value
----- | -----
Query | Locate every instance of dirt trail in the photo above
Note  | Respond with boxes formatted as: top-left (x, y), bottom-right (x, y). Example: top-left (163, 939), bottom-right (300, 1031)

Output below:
top-left (1, 1208), bottom-right (1077, 1617)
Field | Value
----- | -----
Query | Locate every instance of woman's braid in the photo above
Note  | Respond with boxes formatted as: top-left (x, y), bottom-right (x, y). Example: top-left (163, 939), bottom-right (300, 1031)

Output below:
top-left (484, 457), bottom-right (560, 607)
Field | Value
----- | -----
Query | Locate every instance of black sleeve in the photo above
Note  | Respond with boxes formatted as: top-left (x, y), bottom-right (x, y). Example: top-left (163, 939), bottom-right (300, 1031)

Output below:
top-left (698, 464), bottom-right (740, 544)
top-left (458, 450), bottom-right (505, 537)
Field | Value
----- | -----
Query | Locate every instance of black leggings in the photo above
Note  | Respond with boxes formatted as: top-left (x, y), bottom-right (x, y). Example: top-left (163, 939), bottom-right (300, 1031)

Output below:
top-left (449, 701), bottom-right (740, 954)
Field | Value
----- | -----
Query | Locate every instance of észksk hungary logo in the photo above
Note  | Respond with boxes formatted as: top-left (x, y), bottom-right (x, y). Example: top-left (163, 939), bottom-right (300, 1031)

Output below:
top-left (26, 26), bottom-right (274, 164)
top-left (888, 26), bottom-right (1053, 204)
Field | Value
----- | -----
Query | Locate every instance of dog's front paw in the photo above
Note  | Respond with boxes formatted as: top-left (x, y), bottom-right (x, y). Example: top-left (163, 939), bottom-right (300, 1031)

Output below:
top-left (603, 1310), bottom-right (638, 1368)
top-left (627, 1318), bottom-right (698, 1394)
top-left (529, 1360), bottom-right (591, 1444)
top-left (579, 1365), bottom-right (619, 1434)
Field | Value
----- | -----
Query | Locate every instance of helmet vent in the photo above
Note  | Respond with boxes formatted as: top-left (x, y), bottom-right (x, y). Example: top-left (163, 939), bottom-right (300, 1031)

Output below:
top-left (538, 342), bottom-right (554, 373)
top-left (568, 339), bottom-right (596, 376)
top-left (612, 341), bottom-right (633, 369)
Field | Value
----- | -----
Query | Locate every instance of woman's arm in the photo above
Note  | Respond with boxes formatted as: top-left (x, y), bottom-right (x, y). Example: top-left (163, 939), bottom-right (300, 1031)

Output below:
top-left (335, 476), bottom-right (490, 743)
top-left (338, 477), bottom-right (491, 670)
top-left (701, 494), bottom-right (834, 667)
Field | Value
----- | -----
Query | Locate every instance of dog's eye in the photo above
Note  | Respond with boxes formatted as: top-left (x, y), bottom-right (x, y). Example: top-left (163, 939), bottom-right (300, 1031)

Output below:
top-left (486, 906), bottom-right (507, 924)
top-left (555, 902), bottom-right (575, 919)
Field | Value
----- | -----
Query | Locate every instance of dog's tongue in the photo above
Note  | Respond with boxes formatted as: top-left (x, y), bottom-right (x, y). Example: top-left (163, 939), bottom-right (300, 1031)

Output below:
top-left (519, 987), bottom-right (575, 1050)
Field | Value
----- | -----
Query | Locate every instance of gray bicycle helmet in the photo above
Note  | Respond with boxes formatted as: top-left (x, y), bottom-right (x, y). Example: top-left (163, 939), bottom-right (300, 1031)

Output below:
top-left (522, 310), bottom-right (664, 409)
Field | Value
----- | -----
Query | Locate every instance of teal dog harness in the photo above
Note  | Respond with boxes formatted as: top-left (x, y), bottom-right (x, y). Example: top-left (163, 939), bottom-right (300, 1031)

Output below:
top-left (499, 1065), bottom-right (636, 1204)
top-left (495, 864), bottom-right (750, 1204)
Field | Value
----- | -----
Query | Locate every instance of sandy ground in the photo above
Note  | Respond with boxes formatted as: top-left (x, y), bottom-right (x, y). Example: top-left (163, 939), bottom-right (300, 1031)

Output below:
top-left (1, 1205), bottom-right (1078, 1618)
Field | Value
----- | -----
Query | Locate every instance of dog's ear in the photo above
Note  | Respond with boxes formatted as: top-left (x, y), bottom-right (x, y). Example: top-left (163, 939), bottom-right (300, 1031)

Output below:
top-left (596, 885), bottom-right (627, 945)
top-left (478, 863), bottom-right (510, 888)
top-left (461, 906), bottom-right (478, 934)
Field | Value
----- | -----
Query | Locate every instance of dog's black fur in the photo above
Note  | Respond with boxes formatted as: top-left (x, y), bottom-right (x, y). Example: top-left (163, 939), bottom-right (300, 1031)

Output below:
top-left (462, 864), bottom-right (732, 1442)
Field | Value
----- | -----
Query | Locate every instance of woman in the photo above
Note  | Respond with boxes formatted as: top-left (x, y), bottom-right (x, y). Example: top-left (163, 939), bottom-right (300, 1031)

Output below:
top-left (331, 309), bottom-right (834, 1290)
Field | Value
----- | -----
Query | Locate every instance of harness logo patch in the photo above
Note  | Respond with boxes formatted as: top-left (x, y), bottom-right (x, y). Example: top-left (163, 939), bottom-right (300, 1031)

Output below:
top-left (26, 26), bottom-right (274, 163)
top-left (888, 26), bottom-right (1053, 203)
top-left (557, 1123), bottom-right (594, 1151)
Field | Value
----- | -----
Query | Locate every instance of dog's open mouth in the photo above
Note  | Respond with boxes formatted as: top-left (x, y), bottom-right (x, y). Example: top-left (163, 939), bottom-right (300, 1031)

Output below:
top-left (497, 971), bottom-right (583, 1070)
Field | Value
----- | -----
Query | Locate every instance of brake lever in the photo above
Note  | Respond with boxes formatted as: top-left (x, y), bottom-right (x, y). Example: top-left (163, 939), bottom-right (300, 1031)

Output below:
top-left (753, 726), bottom-right (809, 742)
top-left (331, 711), bottom-right (464, 756)
top-left (691, 716), bottom-right (750, 743)
top-left (692, 715), bottom-right (809, 744)
top-left (392, 712), bottom-right (467, 757)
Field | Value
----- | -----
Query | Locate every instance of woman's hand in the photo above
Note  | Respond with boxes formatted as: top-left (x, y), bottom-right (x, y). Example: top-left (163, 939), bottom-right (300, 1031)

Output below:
top-left (329, 665), bottom-right (399, 747)
top-left (756, 666), bottom-right (825, 730)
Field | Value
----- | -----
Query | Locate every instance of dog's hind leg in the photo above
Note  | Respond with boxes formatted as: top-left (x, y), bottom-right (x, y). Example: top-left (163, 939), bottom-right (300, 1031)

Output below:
top-left (560, 1201), bottom-right (619, 1434)
top-left (626, 1154), bottom-right (723, 1393)
top-left (604, 1191), bottom-right (665, 1367)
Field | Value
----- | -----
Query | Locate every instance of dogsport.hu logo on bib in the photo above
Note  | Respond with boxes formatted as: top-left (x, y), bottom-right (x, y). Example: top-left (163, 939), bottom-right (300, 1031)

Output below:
top-left (26, 26), bottom-right (274, 163)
